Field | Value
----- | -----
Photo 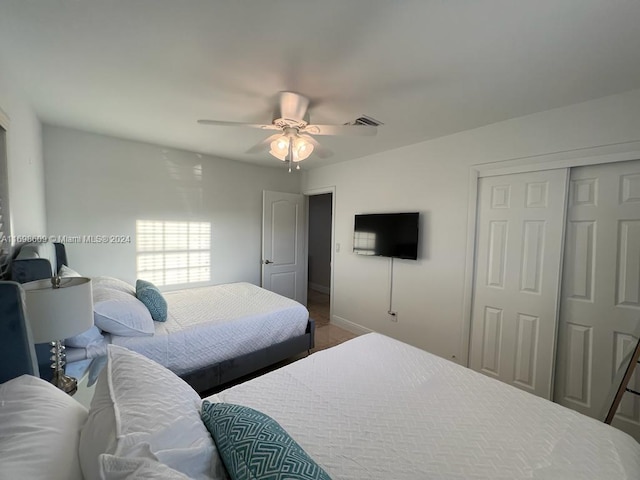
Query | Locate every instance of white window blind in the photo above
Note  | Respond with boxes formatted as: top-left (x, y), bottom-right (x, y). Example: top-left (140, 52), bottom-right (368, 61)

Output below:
top-left (353, 231), bottom-right (376, 255)
top-left (136, 220), bottom-right (211, 286)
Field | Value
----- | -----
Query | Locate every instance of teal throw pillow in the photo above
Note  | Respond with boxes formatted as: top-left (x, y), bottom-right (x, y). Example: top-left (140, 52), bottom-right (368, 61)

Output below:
top-left (201, 402), bottom-right (331, 480)
top-left (135, 279), bottom-right (168, 322)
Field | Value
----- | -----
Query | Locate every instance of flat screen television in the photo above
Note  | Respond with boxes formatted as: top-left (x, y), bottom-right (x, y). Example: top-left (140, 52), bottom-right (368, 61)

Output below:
top-left (353, 212), bottom-right (419, 260)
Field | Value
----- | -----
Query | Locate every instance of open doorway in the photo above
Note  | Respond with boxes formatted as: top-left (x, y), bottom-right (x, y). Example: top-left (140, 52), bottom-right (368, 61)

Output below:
top-left (307, 192), bottom-right (332, 325)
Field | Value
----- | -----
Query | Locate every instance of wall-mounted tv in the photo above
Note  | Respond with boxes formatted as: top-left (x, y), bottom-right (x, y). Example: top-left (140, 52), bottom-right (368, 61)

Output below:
top-left (353, 212), bottom-right (419, 260)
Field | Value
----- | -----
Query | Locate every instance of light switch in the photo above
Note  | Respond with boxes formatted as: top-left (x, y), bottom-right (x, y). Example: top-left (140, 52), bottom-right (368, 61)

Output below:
top-left (335, 243), bottom-right (341, 253)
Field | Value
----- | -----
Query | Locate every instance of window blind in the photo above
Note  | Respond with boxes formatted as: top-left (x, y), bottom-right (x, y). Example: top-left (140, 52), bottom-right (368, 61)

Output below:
top-left (136, 220), bottom-right (211, 286)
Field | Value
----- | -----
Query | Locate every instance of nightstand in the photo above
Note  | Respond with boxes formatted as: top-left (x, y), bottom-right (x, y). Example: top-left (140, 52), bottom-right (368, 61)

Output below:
top-left (65, 356), bottom-right (106, 409)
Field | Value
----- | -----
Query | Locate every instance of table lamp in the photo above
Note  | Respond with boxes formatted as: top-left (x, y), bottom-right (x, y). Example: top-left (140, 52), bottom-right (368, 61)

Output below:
top-left (22, 276), bottom-right (93, 394)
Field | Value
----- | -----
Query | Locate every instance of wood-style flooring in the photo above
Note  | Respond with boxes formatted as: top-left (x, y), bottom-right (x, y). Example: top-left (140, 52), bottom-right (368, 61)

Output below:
top-left (307, 288), bottom-right (359, 352)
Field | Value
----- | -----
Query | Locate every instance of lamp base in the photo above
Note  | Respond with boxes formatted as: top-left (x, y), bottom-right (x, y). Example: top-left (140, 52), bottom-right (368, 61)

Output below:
top-left (49, 340), bottom-right (77, 396)
top-left (52, 370), bottom-right (78, 395)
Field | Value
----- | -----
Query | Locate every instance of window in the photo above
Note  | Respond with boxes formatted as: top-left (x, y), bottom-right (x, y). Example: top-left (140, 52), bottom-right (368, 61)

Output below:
top-left (136, 220), bottom-right (211, 286)
top-left (353, 231), bottom-right (376, 255)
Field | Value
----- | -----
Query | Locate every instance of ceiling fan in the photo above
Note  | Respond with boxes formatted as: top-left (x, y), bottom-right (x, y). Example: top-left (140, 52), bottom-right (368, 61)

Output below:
top-left (198, 91), bottom-right (378, 171)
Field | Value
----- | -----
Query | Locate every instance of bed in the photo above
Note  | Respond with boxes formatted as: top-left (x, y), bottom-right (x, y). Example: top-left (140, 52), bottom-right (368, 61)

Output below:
top-left (1, 315), bottom-right (639, 480)
top-left (10, 241), bottom-right (315, 392)
top-left (213, 334), bottom-right (640, 478)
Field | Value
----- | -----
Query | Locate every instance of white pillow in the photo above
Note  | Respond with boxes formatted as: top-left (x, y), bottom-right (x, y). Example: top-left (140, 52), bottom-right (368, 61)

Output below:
top-left (93, 287), bottom-right (154, 337)
top-left (0, 375), bottom-right (88, 480)
top-left (92, 276), bottom-right (136, 296)
top-left (78, 368), bottom-right (118, 480)
top-left (99, 453), bottom-right (193, 480)
top-left (79, 345), bottom-right (225, 480)
top-left (66, 325), bottom-right (105, 348)
top-left (59, 264), bottom-right (82, 277)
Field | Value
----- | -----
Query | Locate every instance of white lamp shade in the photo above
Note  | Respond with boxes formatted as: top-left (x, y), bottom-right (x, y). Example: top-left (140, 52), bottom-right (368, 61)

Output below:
top-left (23, 277), bottom-right (94, 343)
top-left (269, 134), bottom-right (314, 162)
top-left (293, 136), bottom-right (313, 161)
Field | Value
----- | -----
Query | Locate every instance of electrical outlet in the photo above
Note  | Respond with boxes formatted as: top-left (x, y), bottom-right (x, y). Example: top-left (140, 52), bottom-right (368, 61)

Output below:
top-left (388, 311), bottom-right (398, 322)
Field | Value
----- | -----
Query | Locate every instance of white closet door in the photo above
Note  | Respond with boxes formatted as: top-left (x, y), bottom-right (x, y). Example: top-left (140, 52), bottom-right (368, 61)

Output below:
top-left (554, 159), bottom-right (640, 439)
top-left (469, 169), bottom-right (568, 399)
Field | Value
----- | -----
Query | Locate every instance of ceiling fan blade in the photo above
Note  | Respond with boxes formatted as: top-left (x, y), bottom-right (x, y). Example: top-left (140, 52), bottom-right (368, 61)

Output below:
top-left (299, 134), bottom-right (332, 159)
top-left (245, 133), bottom-right (283, 154)
top-left (277, 91), bottom-right (310, 122)
top-left (198, 119), bottom-right (280, 130)
top-left (302, 124), bottom-right (377, 136)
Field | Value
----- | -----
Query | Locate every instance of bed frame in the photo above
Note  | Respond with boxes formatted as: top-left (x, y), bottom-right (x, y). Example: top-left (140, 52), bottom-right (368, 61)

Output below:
top-left (9, 242), bottom-right (315, 393)
top-left (182, 318), bottom-right (314, 393)
top-left (0, 281), bottom-right (39, 383)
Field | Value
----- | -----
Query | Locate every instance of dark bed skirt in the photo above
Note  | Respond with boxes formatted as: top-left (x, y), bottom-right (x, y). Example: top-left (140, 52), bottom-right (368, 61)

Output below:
top-left (180, 318), bottom-right (315, 394)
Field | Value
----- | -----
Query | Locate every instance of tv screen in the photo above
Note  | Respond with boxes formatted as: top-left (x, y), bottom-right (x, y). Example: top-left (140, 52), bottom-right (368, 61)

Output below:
top-left (353, 212), bottom-right (419, 260)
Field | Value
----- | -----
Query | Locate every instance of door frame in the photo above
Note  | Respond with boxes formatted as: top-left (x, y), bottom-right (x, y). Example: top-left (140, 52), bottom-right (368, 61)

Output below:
top-left (303, 185), bottom-right (336, 320)
top-left (460, 140), bottom-right (640, 367)
top-left (0, 106), bottom-right (11, 281)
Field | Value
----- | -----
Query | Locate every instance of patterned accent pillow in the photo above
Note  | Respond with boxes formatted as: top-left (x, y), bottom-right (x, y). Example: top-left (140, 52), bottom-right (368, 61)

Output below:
top-left (135, 279), bottom-right (168, 322)
top-left (201, 401), bottom-right (331, 480)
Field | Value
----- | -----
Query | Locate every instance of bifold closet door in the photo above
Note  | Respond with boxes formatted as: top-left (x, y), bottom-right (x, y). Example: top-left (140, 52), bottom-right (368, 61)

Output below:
top-left (554, 159), bottom-right (640, 440)
top-left (469, 169), bottom-right (568, 399)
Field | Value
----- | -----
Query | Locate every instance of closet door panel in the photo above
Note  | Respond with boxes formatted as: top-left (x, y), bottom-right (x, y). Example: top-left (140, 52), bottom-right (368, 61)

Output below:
top-left (470, 169), bottom-right (568, 399)
top-left (554, 159), bottom-right (640, 441)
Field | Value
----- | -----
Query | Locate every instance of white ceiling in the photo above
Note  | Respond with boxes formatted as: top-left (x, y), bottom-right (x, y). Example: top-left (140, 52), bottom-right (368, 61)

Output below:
top-left (1, 0), bottom-right (640, 170)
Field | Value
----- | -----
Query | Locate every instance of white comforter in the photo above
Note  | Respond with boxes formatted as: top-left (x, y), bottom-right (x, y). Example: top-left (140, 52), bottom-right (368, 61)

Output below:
top-left (112, 282), bottom-right (308, 374)
top-left (209, 333), bottom-right (640, 479)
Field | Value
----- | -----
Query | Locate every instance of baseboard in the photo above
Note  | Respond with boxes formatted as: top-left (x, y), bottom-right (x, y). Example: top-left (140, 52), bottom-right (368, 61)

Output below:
top-left (331, 315), bottom-right (373, 336)
top-left (308, 283), bottom-right (330, 295)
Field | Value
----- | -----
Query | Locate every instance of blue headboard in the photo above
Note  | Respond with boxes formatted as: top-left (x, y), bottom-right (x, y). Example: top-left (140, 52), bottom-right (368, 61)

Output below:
top-left (0, 281), bottom-right (39, 384)
top-left (9, 242), bottom-right (69, 381)
top-left (11, 242), bottom-right (68, 283)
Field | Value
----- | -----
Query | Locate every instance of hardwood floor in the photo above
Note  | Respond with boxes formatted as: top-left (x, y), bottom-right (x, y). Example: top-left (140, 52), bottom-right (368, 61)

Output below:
top-left (307, 288), bottom-right (359, 352)
top-left (307, 288), bottom-right (331, 325)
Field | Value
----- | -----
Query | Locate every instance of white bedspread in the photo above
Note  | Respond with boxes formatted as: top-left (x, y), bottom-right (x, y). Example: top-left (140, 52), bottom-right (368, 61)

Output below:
top-left (112, 282), bottom-right (308, 375)
top-left (209, 333), bottom-right (640, 479)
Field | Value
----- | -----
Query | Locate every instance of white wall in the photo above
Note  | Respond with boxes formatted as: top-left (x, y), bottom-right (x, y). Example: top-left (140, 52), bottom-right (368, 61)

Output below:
top-left (302, 88), bottom-right (640, 364)
top-left (43, 125), bottom-right (300, 287)
top-left (0, 75), bottom-right (46, 237)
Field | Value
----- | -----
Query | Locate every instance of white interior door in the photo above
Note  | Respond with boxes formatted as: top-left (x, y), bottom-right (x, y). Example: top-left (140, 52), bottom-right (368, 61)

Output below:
top-left (261, 190), bottom-right (306, 304)
top-left (554, 159), bottom-right (640, 440)
top-left (469, 169), bottom-right (568, 399)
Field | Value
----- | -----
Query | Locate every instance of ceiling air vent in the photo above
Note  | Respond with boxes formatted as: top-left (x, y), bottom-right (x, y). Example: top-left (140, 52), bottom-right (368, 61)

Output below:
top-left (345, 115), bottom-right (384, 127)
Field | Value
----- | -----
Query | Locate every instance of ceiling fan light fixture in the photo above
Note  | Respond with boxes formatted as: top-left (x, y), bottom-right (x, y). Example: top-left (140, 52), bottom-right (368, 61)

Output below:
top-left (199, 91), bottom-right (380, 169)
top-left (269, 133), bottom-right (314, 163)
top-left (269, 137), bottom-right (289, 161)
top-left (293, 136), bottom-right (314, 161)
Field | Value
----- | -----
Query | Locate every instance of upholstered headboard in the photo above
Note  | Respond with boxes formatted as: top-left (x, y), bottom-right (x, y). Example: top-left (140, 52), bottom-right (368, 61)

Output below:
top-left (11, 242), bottom-right (68, 283)
top-left (9, 242), bottom-right (69, 381)
top-left (0, 281), bottom-right (39, 383)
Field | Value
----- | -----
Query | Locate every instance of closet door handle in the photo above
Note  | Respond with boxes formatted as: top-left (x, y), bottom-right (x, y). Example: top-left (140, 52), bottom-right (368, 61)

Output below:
top-left (263, 259), bottom-right (274, 265)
